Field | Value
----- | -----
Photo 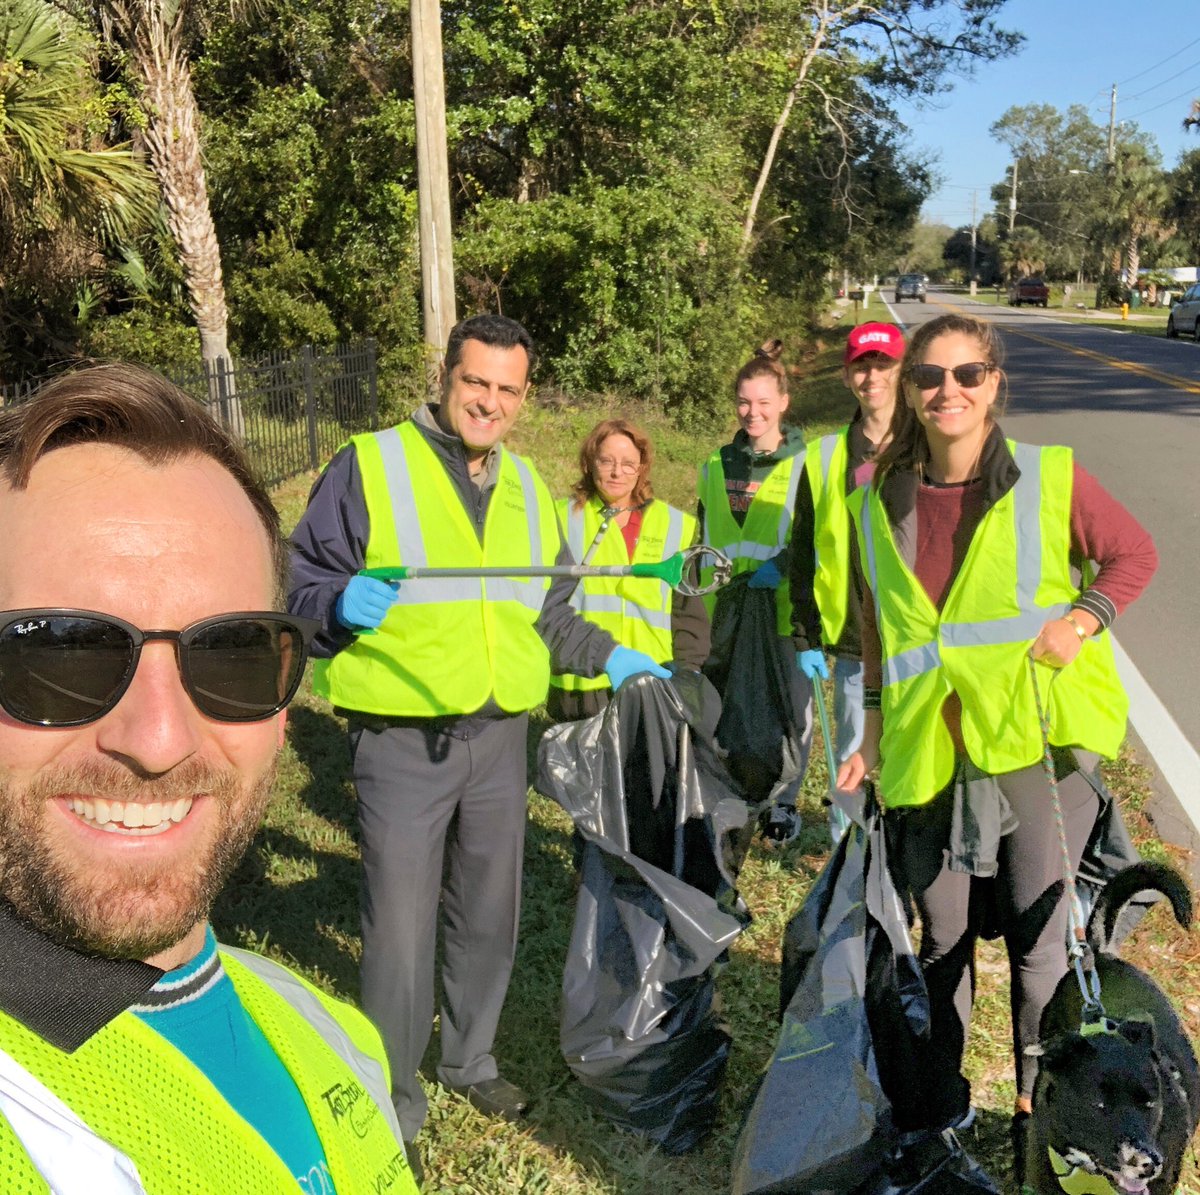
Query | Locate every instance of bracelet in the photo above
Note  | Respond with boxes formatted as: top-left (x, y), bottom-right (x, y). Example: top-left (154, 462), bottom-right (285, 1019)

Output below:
top-left (1062, 612), bottom-right (1088, 642)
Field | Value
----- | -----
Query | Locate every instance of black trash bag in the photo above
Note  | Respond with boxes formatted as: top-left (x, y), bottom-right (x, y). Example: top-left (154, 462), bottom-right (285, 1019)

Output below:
top-left (703, 574), bottom-right (811, 810)
top-left (537, 669), bottom-right (751, 1153)
top-left (732, 794), bottom-right (999, 1195)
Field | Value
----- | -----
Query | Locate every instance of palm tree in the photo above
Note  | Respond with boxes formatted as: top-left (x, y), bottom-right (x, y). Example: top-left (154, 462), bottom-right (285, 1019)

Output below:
top-left (1090, 146), bottom-right (1173, 303)
top-left (0, 1), bottom-right (156, 371)
top-left (84, 0), bottom-right (240, 427)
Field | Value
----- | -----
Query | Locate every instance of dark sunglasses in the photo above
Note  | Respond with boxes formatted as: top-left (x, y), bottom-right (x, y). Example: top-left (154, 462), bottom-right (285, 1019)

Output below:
top-left (907, 362), bottom-right (993, 390)
top-left (0, 609), bottom-right (321, 727)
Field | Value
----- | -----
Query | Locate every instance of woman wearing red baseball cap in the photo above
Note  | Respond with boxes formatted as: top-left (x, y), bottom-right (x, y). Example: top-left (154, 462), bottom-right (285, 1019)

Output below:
top-left (788, 321), bottom-right (905, 841)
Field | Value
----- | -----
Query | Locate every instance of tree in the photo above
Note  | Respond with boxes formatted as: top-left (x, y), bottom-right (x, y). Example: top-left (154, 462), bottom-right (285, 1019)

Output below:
top-left (0, 0), bottom-right (156, 375)
top-left (1107, 143), bottom-right (1173, 289)
top-left (1166, 148), bottom-right (1200, 262)
top-left (988, 104), bottom-right (1108, 278)
top-left (740, 0), bottom-right (1021, 257)
top-left (71, 1), bottom-right (237, 391)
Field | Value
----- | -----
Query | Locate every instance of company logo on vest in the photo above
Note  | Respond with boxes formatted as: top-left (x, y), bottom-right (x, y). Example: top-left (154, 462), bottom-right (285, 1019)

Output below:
top-left (322, 1078), bottom-right (381, 1139)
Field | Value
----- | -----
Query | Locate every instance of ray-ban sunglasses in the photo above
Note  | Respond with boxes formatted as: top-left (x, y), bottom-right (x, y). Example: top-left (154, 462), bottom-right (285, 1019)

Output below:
top-left (907, 362), bottom-right (994, 390)
top-left (0, 609), bottom-right (321, 727)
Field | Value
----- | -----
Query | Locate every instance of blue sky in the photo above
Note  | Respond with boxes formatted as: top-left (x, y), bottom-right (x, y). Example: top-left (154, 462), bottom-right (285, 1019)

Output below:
top-left (895, 0), bottom-right (1200, 230)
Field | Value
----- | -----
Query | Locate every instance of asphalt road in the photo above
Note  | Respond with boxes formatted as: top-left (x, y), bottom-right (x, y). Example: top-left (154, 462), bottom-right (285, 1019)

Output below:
top-left (878, 289), bottom-right (1200, 847)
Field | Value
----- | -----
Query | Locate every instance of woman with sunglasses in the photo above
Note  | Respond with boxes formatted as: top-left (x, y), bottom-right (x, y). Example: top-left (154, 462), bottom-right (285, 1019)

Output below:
top-left (836, 312), bottom-right (1157, 1161)
top-left (697, 339), bottom-right (809, 841)
top-left (549, 418), bottom-right (710, 721)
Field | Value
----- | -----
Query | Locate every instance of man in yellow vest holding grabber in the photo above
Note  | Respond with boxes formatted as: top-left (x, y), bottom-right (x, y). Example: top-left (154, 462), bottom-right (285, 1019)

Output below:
top-left (0, 365), bottom-right (417, 1195)
top-left (288, 314), bottom-right (669, 1157)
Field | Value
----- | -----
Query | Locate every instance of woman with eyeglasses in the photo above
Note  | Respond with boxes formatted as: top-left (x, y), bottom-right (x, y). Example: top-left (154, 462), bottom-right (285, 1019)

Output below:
top-left (697, 339), bottom-right (810, 842)
top-left (836, 312), bottom-right (1157, 1162)
top-left (548, 418), bottom-right (710, 722)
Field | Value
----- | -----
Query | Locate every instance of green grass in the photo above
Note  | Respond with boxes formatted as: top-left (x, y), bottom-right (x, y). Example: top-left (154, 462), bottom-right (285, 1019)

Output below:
top-left (217, 338), bottom-right (1200, 1194)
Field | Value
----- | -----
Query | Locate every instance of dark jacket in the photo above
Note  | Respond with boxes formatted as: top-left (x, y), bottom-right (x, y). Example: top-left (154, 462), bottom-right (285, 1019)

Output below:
top-left (697, 423), bottom-right (806, 579)
top-left (287, 404), bottom-right (617, 729)
top-left (788, 410), bottom-right (883, 659)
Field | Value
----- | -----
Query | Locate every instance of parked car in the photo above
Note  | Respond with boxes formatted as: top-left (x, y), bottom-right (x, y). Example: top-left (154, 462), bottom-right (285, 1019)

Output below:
top-left (1007, 277), bottom-right (1049, 307)
top-left (1166, 284), bottom-right (1200, 340)
top-left (895, 274), bottom-right (927, 302)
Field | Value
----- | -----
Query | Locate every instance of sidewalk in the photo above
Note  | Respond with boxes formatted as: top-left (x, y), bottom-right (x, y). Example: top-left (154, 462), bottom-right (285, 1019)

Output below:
top-left (958, 291), bottom-right (1166, 324)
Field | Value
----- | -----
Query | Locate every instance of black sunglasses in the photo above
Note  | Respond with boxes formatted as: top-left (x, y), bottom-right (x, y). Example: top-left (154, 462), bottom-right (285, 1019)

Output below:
top-left (0, 609), bottom-right (321, 727)
top-left (907, 361), bottom-right (993, 390)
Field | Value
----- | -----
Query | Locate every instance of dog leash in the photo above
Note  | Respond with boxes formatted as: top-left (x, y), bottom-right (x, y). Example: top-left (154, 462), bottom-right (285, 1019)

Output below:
top-left (1027, 653), bottom-right (1106, 1023)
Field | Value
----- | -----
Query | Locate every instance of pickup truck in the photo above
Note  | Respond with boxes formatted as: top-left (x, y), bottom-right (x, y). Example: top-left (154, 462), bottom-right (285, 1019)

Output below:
top-left (1007, 277), bottom-right (1049, 308)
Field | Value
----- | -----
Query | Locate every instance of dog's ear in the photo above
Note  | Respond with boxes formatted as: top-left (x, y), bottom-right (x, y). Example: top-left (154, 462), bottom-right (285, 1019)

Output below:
top-left (1115, 1016), bottom-right (1157, 1049)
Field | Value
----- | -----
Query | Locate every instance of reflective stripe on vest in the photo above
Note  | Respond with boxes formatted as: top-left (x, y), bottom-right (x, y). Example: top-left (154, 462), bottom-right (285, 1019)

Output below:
top-left (853, 442), bottom-right (1127, 807)
top-left (805, 428), bottom-right (851, 646)
top-left (375, 426), bottom-right (546, 612)
top-left (0, 949), bottom-right (416, 1195)
top-left (552, 497), bottom-right (691, 691)
top-left (314, 424), bottom-right (559, 715)
top-left (698, 447), bottom-right (802, 637)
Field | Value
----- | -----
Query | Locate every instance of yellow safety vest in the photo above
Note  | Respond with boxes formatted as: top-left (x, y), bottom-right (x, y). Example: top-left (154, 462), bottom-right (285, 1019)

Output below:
top-left (314, 422), bottom-right (561, 716)
top-left (851, 441), bottom-right (1128, 809)
top-left (550, 496), bottom-right (694, 692)
top-left (0, 947), bottom-right (416, 1195)
top-left (805, 428), bottom-right (852, 646)
top-left (697, 447), bottom-right (802, 637)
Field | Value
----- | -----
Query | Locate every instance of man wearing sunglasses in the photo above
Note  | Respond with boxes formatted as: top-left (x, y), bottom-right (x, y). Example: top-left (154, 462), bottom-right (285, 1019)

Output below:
top-left (288, 314), bottom-right (668, 1151)
top-left (0, 365), bottom-right (419, 1194)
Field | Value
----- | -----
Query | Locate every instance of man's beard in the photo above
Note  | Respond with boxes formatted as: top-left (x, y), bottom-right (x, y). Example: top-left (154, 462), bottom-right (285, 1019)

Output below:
top-left (0, 756), bottom-right (276, 961)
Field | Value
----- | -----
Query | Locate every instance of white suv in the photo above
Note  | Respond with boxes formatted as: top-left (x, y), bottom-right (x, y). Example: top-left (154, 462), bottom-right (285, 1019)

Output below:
top-left (1166, 284), bottom-right (1200, 340)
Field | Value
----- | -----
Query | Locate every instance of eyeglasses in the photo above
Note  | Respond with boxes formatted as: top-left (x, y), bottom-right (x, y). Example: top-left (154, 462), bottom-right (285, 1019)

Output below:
top-left (908, 362), bottom-right (993, 390)
top-left (593, 457), bottom-right (641, 476)
top-left (0, 609), bottom-right (321, 727)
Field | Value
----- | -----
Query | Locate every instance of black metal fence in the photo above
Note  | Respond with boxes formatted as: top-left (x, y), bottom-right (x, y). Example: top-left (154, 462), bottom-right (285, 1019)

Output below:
top-left (169, 340), bottom-right (379, 486)
top-left (0, 340), bottom-right (379, 489)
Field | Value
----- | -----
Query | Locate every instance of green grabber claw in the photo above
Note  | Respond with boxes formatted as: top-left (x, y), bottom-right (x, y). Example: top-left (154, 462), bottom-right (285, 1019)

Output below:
top-left (360, 566), bottom-right (412, 582)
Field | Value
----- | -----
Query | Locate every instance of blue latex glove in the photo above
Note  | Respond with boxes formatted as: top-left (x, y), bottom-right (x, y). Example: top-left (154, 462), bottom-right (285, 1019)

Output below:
top-left (747, 558), bottom-right (782, 589)
top-left (797, 649), bottom-right (829, 680)
top-left (604, 646), bottom-right (671, 691)
top-left (335, 575), bottom-right (401, 631)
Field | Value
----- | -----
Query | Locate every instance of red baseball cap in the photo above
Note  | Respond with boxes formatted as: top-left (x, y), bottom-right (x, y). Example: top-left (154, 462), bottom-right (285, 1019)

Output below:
top-left (844, 322), bottom-right (905, 364)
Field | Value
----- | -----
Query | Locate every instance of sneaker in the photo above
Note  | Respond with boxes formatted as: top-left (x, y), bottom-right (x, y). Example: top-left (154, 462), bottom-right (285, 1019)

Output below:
top-left (761, 803), bottom-right (801, 845)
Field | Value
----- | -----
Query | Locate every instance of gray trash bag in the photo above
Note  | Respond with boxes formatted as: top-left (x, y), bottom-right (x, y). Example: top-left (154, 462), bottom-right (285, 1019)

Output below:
top-left (537, 668), bottom-right (751, 1153)
top-left (703, 573), bottom-right (811, 812)
top-left (732, 794), bottom-right (999, 1195)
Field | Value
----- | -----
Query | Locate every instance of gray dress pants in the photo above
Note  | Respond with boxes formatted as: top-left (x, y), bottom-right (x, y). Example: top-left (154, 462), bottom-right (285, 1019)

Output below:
top-left (349, 714), bottom-right (530, 1142)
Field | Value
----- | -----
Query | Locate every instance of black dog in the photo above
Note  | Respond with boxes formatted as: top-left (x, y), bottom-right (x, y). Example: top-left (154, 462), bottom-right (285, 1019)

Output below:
top-left (1026, 862), bottom-right (1199, 1195)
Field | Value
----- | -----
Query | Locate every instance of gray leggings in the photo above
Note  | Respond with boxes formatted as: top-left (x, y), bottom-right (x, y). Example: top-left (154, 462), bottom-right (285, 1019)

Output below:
top-left (891, 753), bottom-right (1098, 1127)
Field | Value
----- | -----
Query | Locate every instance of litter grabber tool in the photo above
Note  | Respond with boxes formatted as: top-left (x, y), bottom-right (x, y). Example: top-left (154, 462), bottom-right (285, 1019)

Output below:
top-left (813, 678), bottom-right (838, 784)
top-left (358, 543), bottom-right (734, 598)
top-left (812, 675), bottom-right (856, 835)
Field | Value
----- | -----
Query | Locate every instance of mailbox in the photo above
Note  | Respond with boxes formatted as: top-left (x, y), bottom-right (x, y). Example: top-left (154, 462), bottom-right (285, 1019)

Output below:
top-left (848, 289), bottom-right (865, 302)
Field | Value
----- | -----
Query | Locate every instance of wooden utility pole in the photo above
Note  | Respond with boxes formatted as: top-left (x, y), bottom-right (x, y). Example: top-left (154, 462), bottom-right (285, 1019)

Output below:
top-left (1007, 160), bottom-right (1019, 235)
top-left (969, 189), bottom-right (977, 294)
top-left (1107, 83), bottom-right (1118, 164)
top-left (411, 0), bottom-right (457, 378)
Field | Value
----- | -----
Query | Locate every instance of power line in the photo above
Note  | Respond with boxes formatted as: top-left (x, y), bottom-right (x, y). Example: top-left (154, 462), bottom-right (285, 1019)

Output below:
top-left (1126, 84), bottom-right (1200, 123)
top-left (1115, 36), bottom-right (1200, 88)
top-left (1124, 57), bottom-right (1200, 103)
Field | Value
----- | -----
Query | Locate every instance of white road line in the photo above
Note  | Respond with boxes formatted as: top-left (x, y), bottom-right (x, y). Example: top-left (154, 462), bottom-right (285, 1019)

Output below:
top-left (879, 294), bottom-right (905, 326)
top-left (1112, 636), bottom-right (1200, 834)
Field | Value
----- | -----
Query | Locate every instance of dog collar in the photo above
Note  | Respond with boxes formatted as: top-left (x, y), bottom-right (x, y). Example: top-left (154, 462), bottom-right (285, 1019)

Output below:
top-left (1047, 1146), bottom-right (1120, 1195)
